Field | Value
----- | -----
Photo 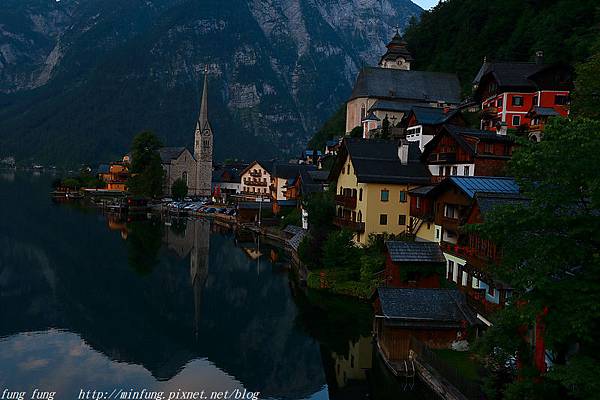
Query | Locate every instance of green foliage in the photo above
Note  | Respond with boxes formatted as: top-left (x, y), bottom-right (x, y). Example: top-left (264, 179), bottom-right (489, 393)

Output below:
top-left (472, 118), bottom-right (600, 398)
top-left (571, 52), bottom-right (600, 119)
top-left (127, 131), bottom-right (164, 198)
top-left (279, 207), bottom-right (301, 228)
top-left (322, 229), bottom-right (362, 271)
top-left (171, 177), bottom-right (188, 200)
top-left (308, 105), bottom-right (346, 151)
top-left (349, 126), bottom-right (363, 138)
top-left (404, 0), bottom-right (600, 94)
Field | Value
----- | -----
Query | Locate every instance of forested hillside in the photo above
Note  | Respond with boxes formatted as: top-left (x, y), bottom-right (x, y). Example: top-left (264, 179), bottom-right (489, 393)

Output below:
top-left (404, 0), bottom-right (600, 93)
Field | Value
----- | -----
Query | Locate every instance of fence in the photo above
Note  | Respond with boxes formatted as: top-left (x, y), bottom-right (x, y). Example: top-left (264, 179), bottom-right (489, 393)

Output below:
top-left (410, 337), bottom-right (484, 400)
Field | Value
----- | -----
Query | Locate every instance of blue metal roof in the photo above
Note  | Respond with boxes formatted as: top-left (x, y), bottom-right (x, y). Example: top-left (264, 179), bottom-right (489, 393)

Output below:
top-left (449, 176), bottom-right (519, 198)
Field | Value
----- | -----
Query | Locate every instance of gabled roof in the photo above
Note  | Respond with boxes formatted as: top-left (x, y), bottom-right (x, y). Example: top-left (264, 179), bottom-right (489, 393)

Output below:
top-left (368, 100), bottom-right (421, 113)
top-left (331, 138), bottom-right (431, 185)
top-left (159, 147), bottom-right (189, 164)
top-left (422, 124), bottom-right (513, 160)
top-left (240, 160), bottom-right (275, 176)
top-left (475, 192), bottom-right (529, 218)
top-left (350, 67), bottom-right (461, 104)
top-left (473, 61), bottom-right (549, 88)
top-left (385, 241), bottom-right (446, 263)
top-left (272, 163), bottom-right (316, 179)
top-left (409, 106), bottom-right (460, 125)
top-left (376, 287), bottom-right (478, 327)
top-left (448, 176), bottom-right (520, 198)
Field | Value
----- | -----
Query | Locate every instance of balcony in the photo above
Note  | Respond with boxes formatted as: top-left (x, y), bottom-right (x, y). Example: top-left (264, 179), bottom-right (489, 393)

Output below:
top-left (333, 217), bottom-right (365, 232)
top-left (335, 194), bottom-right (357, 208)
top-left (249, 170), bottom-right (262, 177)
top-left (529, 124), bottom-right (544, 132)
top-left (427, 152), bottom-right (457, 164)
top-left (244, 180), bottom-right (268, 187)
top-left (482, 106), bottom-right (499, 116)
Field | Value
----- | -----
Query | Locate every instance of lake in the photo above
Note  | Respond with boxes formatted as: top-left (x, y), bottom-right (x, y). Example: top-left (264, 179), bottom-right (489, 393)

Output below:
top-left (0, 171), bottom-right (436, 400)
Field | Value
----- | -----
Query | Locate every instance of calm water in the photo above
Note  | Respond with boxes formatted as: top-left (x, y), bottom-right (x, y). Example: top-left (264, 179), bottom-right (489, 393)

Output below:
top-left (0, 171), bottom-right (436, 400)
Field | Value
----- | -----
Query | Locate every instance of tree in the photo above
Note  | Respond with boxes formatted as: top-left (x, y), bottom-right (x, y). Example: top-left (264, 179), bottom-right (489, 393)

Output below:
top-left (349, 126), bottom-right (363, 138)
top-left (171, 177), bottom-right (188, 200)
top-left (322, 229), bottom-right (362, 272)
top-left (127, 131), bottom-right (164, 198)
top-left (473, 118), bottom-right (600, 399)
top-left (298, 188), bottom-right (336, 268)
top-left (571, 53), bottom-right (600, 119)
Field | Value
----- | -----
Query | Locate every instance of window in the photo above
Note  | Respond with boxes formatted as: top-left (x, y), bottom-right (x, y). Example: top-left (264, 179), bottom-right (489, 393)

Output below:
top-left (448, 260), bottom-right (454, 281)
top-left (497, 98), bottom-right (503, 107)
top-left (347, 164), bottom-right (350, 174)
top-left (444, 204), bottom-right (459, 219)
top-left (484, 143), bottom-right (494, 154)
top-left (533, 95), bottom-right (538, 106)
top-left (359, 188), bottom-right (363, 201)
top-left (488, 286), bottom-right (496, 297)
top-left (379, 214), bottom-right (388, 225)
top-left (398, 214), bottom-right (406, 225)
top-left (416, 197), bottom-right (421, 209)
top-left (445, 166), bottom-right (451, 176)
top-left (463, 166), bottom-right (470, 176)
top-left (438, 166), bottom-right (444, 176)
top-left (399, 191), bottom-right (407, 202)
top-left (555, 95), bottom-right (568, 105)
top-left (452, 166), bottom-right (458, 176)
top-left (380, 189), bottom-right (389, 202)
top-left (512, 115), bottom-right (521, 126)
top-left (511, 96), bottom-right (523, 106)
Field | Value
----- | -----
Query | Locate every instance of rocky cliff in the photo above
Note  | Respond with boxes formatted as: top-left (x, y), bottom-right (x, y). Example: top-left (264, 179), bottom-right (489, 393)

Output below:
top-left (0, 0), bottom-right (421, 164)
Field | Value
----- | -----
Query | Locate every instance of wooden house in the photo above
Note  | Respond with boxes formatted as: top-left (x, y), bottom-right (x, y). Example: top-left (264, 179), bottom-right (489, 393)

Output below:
top-left (384, 241), bottom-right (446, 288)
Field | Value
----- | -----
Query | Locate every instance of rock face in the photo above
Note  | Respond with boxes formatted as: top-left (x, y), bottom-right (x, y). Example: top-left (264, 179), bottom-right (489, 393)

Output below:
top-left (0, 0), bottom-right (421, 164)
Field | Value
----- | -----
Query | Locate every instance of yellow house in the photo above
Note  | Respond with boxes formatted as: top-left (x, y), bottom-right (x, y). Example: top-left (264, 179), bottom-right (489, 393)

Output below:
top-left (330, 138), bottom-right (431, 244)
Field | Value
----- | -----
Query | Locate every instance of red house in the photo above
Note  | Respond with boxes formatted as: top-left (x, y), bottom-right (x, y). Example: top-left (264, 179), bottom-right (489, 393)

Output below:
top-left (473, 52), bottom-right (572, 137)
top-left (421, 124), bottom-right (514, 183)
top-left (384, 241), bottom-right (447, 288)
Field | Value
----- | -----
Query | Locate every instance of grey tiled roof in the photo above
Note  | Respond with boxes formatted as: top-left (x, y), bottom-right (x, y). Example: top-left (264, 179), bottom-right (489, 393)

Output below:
top-left (473, 61), bottom-right (549, 87)
top-left (377, 287), bottom-right (477, 325)
top-left (287, 230), bottom-right (307, 252)
top-left (350, 67), bottom-right (461, 104)
top-left (158, 147), bottom-right (187, 163)
top-left (341, 138), bottom-right (431, 185)
top-left (475, 192), bottom-right (529, 218)
top-left (283, 225), bottom-right (304, 236)
top-left (369, 100), bottom-right (421, 113)
top-left (411, 106), bottom-right (459, 125)
top-left (385, 241), bottom-right (446, 263)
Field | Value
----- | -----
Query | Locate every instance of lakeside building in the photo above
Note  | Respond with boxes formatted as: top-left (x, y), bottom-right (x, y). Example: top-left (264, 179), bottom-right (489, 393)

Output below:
top-left (212, 164), bottom-right (243, 202)
top-left (346, 33), bottom-right (461, 136)
top-left (98, 158), bottom-right (129, 191)
top-left (329, 138), bottom-right (431, 244)
top-left (472, 52), bottom-right (572, 140)
top-left (384, 241), bottom-right (447, 288)
top-left (421, 124), bottom-right (515, 183)
top-left (373, 287), bottom-right (479, 363)
top-left (408, 176), bottom-right (521, 326)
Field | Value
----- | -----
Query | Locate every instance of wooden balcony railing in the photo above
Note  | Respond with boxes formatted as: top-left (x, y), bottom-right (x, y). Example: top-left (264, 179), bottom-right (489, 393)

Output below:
top-left (427, 152), bottom-right (457, 164)
top-left (244, 180), bottom-right (268, 187)
top-left (335, 194), bottom-right (357, 208)
top-left (333, 217), bottom-right (365, 232)
top-left (249, 170), bottom-right (262, 177)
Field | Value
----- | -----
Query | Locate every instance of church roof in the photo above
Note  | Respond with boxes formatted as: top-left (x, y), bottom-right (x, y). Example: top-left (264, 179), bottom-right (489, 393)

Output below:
top-left (349, 67), bottom-right (461, 104)
top-left (159, 147), bottom-right (188, 164)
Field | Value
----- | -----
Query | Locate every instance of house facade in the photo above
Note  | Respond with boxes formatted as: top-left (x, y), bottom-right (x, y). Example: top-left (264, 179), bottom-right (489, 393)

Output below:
top-left (404, 106), bottom-right (465, 151)
top-left (330, 138), bottom-right (431, 244)
top-left (472, 53), bottom-right (572, 137)
top-left (239, 161), bottom-right (273, 200)
top-left (421, 124), bottom-right (514, 183)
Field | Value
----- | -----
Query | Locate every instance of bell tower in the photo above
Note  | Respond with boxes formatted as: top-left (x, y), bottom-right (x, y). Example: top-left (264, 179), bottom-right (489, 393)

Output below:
top-left (379, 29), bottom-right (413, 70)
top-left (194, 67), bottom-right (213, 197)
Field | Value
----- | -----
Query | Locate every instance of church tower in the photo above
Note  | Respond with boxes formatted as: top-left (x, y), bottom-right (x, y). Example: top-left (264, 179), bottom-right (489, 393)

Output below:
top-left (379, 30), bottom-right (413, 70)
top-left (194, 67), bottom-right (213, 197)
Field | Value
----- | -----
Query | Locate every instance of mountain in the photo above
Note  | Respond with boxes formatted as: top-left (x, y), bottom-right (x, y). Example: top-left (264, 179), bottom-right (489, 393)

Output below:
top-left (0, 0), bottom-right (422, 165)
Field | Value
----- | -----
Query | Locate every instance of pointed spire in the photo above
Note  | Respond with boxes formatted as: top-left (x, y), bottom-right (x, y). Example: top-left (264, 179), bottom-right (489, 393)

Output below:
top-left (199, 66), bottom-right (209, 130)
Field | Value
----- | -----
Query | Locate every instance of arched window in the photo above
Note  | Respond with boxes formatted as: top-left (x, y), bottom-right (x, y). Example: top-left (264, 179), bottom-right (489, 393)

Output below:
top-left (361, 104), bottom-right (366, 120)
top-left (358, 210), bottom-right (362, 222)
top-left (359, 188), bottom-right (363, 201)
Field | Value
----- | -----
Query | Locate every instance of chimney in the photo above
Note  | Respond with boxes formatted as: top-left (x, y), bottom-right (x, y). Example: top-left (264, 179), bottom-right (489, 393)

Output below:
top-left (398, 139), bottom-right (409, 165)
top-left (535, 50), bottom-right (544, 64)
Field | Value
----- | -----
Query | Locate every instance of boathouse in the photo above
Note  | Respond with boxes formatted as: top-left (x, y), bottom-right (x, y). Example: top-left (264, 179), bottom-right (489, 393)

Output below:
top-left (373, 287), bottom-right (479, 363)
top-left (384, 241), bottom-right (446, 288)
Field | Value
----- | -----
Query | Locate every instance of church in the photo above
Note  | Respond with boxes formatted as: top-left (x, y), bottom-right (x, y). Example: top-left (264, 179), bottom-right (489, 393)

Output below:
top-left (160, 69), bottom-right (214, 197)
top-left (345, 31), bottom-right (462, 136)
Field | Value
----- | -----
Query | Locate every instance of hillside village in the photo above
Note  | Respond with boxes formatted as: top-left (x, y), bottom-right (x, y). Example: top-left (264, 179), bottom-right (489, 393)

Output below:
top-left (43, 28), bottom-right (592, 399)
